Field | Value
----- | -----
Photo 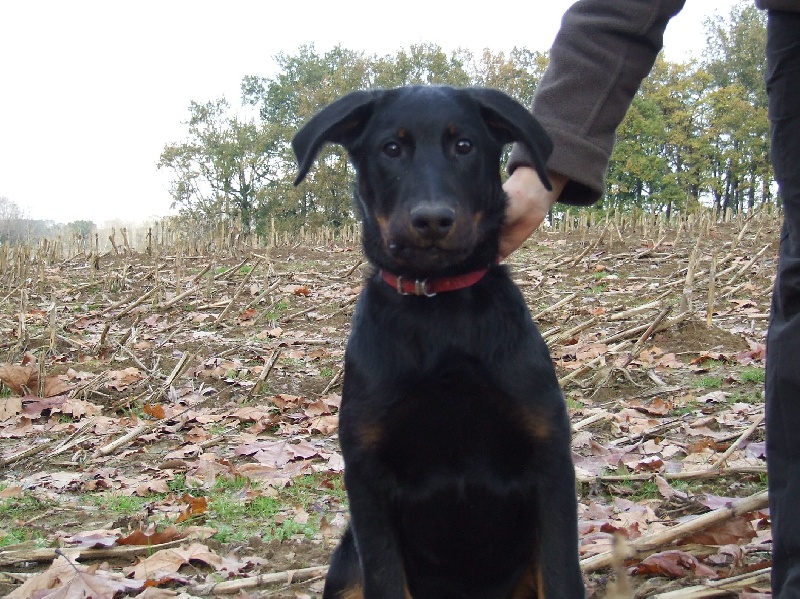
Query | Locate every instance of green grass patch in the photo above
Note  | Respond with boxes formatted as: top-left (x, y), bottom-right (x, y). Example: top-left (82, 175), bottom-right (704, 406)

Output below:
top-left (266, 300), bottom-right (290, 321)
top-left (0, 492), bottom-right (53, 519)
top-left (167, 472), bottom-right (349, 544)
top-left (167, 473), bottom-right (198, 495)
top-left (566, 397), bottom-right (585, 410)
top-left (670, 399), bottom-right (699, 416)
top-left (693, 375), bottom-right (723, 389)
top-left (739, 367), bottom-right (765, 384)
top-left (281, 473), bottom-right (347, 508)
top-left (589, 282), bottom-right (608, 294)
top-left (90, 493), bottom-right (152, 513)
top-left (0, 528), bottom-right (29, 547)
top-left (212, 475), bottom-right (250, 493)
top-left (728, 388), bottom-right (764, 405)
top-left (0, 492), bottom-right (56, 548)
top-left (208, 422), bottom-right (231, 436)
top-left (634, 479), bottom-right (660, 500)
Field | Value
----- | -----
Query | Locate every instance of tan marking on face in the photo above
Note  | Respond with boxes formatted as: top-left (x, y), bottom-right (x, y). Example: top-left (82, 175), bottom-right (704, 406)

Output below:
top-left (375, 214), bottom-right (390, 234)
top-left (375, 213), bottom-right (395, 251)
top-left (397, 128), bottom-right (409, 141)
top-left (448, 124), bottom-right (459, 137)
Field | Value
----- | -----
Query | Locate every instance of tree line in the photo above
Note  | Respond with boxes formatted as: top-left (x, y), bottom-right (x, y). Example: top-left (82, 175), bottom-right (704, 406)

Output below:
top-left (158, 2), bottom-right (768, 238)
top-left (0, 196), bottom-right (96, 245)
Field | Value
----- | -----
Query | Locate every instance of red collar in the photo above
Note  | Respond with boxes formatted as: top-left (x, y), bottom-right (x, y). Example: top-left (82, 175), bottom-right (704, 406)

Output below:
top-left (379, 267), bottom-right (489, 296)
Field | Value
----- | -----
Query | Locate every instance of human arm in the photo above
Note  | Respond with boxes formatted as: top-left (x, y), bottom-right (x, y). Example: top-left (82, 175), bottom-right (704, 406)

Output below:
top-left (500, 0), bottom-right (686, 257)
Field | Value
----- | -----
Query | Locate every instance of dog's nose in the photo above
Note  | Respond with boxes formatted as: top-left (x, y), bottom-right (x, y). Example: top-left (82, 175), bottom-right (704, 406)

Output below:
top-left (410, 205), bottom-right (456, 240)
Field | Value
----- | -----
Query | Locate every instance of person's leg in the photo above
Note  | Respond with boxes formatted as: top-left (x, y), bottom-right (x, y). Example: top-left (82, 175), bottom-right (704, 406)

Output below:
top-left (765, 10), bottom-right (800, 598)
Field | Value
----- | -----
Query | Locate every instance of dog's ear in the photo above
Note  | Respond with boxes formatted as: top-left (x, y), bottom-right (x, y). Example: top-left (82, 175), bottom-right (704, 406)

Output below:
top-left (466, 88), bottom-right (554, 191)
top-left (292, 90), bottom-right (378, 186)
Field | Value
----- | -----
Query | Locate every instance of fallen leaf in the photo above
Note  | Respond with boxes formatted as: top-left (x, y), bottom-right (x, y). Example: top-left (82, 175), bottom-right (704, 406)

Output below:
top-left (310, 414), bottom-right (339, 435)
top-left (238, 307), bottom-right (258, 321)
top-left (145, 404), bottom-right (166, 419)
top-left (0, 363), bottom-right (37, 395)
top-left (655, 475), bottom-right (688, 500)
top-left (118, 525), bottom-right (185, 546)
top-left (22, 395), bottom-right (68, 418)
top-left (679, 515), bottom-right (757, 546)
top-left (0, 397), bottom-right (22, 421)
top-left (175, 494), bottom-right (208, 523)
top-left (134, 479), bottom-right (171, 496)
top-left (304, 399), bottom-right (332, 417)
top-left (241, 440), bottom-right (323, 471)
top-left (7, 555), bottom-right (144, 598)
top-left (59, 398), bottom-right (103, 418)
top-left (631, 550), bottom-right (718, 579)
top-left (0, 486), bottom-right (22, 498)
top-left (105, 367), bottom-right (145, 390)
top-left (130, 542), bottom-right (244, 580)
top-left (64, 529), bottom-right (122, 548)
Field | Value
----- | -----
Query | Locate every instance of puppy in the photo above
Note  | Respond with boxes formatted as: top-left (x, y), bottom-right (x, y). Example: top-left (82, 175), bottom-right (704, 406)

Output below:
top-left (293, 85), bottom-right (584, 599)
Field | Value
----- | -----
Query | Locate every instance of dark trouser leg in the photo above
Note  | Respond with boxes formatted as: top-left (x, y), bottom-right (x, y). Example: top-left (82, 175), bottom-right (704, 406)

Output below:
top-left (765, 10), bottom-right (800, 598)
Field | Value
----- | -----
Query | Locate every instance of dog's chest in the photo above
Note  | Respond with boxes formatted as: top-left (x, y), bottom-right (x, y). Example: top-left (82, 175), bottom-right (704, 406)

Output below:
top-left (370, 357), bottom-right (541, 485)
top-left (342, 284), bottom-right (553, 484)
top-left (368, 357), bottom-right (543, 587)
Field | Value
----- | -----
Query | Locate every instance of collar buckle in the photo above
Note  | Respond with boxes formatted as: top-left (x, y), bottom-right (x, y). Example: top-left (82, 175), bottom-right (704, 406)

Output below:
top-left (395, 276), bottom-right (437, 297)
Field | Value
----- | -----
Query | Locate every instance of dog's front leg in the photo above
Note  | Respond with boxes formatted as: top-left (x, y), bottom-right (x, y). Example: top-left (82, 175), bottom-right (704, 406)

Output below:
top-left (344, 465), bottom-right (411, 599)
top-left (535, 422), bottom-right (586, 599)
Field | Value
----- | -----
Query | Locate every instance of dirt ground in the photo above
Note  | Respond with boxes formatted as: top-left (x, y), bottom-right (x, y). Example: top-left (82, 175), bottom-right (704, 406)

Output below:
top-left (0, 210), bottom-right (778, 597)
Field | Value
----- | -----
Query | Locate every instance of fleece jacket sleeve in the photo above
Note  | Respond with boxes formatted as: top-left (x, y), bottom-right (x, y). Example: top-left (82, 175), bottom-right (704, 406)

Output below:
top-left (508, 0), bottom-right (686, 205)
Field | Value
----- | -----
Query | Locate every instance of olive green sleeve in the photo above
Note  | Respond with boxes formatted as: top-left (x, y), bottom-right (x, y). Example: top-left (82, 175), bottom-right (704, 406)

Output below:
top-left (508, 0), bottom-right (686, 205)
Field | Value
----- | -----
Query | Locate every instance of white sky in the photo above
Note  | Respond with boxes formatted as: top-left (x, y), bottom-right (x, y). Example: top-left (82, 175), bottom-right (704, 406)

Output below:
top-left (0, 0), bottom-right (742, 227)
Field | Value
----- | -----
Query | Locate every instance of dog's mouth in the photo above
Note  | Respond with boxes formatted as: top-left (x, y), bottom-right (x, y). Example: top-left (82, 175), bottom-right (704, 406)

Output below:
top-left (373, 210), bottom-right (487, 275)
top-left (384, 239), bottom-right (474, 273)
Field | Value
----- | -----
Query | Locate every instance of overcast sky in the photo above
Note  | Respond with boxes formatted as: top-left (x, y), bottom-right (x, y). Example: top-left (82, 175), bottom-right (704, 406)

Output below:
top-left (0, 0), bottom-right (743, 227)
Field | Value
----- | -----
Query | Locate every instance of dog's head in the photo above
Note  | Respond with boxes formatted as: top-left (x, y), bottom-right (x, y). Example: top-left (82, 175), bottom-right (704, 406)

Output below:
top-left (293, 86), bottom-right (552, 278)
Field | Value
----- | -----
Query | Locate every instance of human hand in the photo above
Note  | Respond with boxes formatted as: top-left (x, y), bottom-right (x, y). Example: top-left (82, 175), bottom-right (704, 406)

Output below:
top-left (499, 167), bottom-right (567, 261)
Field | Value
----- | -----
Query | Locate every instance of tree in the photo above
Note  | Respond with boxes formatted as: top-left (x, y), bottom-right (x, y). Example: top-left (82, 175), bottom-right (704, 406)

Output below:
top-left (467, 47), bottom-right (548, 109)
top-left (67, 220), bottom-right (95, 238)
top-left (704, 2), bottom-right (768, 109)
top-left (601, 4), bottom-right (769, 218)
top-left (605, 58), bottom-right (711, 217)
top-left (160, 6), bottom-right (771, 235)
top-left (158, 99), bottom-right (278, 235)
top-left (0, 196), bottom-right (25, 244)
top-left (371, 43), bottom-right (471, 88)
top-left (242, 45), bottom-right (374, 231)
top-left (702, 1), bottom-right (770, 215)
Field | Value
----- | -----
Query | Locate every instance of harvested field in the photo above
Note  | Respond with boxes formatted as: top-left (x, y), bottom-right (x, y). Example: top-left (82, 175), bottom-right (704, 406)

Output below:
top-left (0, 209), bottom-right (777, 597)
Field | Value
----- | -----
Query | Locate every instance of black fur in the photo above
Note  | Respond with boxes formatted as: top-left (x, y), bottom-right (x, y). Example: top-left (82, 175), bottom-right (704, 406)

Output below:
top-left (293, 85), bottom-right (584, 599)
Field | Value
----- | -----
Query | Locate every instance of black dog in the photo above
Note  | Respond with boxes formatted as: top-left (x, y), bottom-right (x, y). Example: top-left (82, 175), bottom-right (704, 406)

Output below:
top-left (293, 86), bottom-right (584, 599)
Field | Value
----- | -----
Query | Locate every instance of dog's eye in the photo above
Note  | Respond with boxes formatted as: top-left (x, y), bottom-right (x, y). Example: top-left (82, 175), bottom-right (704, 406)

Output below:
top-left (383, 141), bottom-right (402, 158)
top-left (455, 139), bottom-right (473, 155)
